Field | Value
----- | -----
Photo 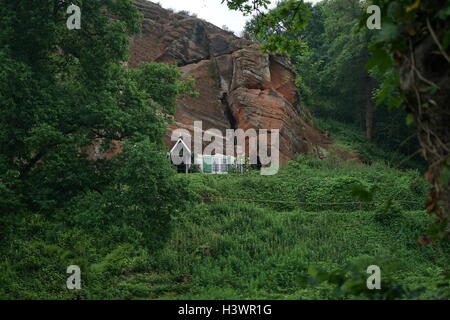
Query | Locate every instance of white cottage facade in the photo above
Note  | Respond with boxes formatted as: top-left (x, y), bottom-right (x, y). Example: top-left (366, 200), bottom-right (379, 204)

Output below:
top-left (169, 138), bottom-right (244, 174)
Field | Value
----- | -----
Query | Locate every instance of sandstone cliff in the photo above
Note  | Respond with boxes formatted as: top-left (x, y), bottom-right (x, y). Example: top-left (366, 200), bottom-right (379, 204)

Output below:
top-left (130, 0), bottom-right (333, 163)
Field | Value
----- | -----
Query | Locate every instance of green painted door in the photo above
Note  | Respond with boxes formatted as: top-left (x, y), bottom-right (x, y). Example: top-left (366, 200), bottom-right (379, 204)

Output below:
top-left (227, 156), bottom-right (233, 172)
top-left (203, 156), bottom-right (212, 174)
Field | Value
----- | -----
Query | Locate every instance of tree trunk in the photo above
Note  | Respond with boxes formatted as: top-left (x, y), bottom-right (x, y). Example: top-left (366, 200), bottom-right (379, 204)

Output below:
top-left (398, 26), bottom-right (450, 240)
top-left (365, 79), bottom-right (374, 142)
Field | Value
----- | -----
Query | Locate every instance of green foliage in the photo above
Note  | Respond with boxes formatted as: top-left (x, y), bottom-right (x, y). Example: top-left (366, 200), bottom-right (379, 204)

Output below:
top-left (52, 140), bottom-right (194, 251)
top-left (222, 0), bottom-right (271, 15)
top-left (1, 0), bottom-right (448, 301)
top-left (373, 200), bottom-right (402, 224)
top-left (365, 0), bottom-right (449, 118)
top-left (183, 155), bottom-right (428, 213)
top-left (315, 118), bottom-right (425, 170)
top-left (365, 0), bottom-right (450, 238)
top-left (166, 161), bottom-right (446, 300)
top-left (243, 0), bottom-right (422, 171)
top-left (2, 156), bottom-right (449, 299)
top-left (299, 256), bottom-right (427, 300)
top-left (135, 62), bottom-right (198, 115)
top-left (0, 0), bottom-right (197, 299)
top-left (244, 0), bottom-right (311, 55)
top-left (157, 204), bottom-right (449, 300)
top-left (0, 0), bottom-right (197, 217)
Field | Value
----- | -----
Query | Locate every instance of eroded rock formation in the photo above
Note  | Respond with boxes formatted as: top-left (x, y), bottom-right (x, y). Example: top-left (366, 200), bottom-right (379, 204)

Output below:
top-left (130, 0), bottom-right (332, 163)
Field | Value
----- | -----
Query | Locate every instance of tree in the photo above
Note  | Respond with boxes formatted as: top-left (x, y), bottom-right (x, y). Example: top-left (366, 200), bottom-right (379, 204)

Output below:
top-left (222, 0), bottom-right (271, 15)
top-left (227, 0), bottom-right (445, 235)
top-left (366, 0), bottom-right (450, 240)
top-left (243, 0), bottom-right (417, 148)
top-left (0, 0), bottom-right (197, 247)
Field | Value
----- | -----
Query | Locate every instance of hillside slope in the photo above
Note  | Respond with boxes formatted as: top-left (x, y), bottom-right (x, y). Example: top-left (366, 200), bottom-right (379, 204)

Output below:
top-left (3, 156), bottom-right (448, 299)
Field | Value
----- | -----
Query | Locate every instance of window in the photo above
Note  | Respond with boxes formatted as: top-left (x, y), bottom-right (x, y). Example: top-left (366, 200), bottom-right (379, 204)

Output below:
top-left (214, 161), bottom-right (220, 173)
top-left (221, 157), bottom-right (228, 173)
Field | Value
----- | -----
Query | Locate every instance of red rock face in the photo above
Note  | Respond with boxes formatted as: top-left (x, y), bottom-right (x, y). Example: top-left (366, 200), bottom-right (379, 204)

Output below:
top-left (130, 0), bottom-right (331, 163)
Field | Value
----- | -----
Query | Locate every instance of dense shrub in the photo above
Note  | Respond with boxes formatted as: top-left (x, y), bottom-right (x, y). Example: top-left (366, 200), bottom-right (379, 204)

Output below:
top-left (1, 148), bottom-right (445, 300)
top-left (182, 155), bottom-right (429, 213)
top-left (0, 141), bottom-right (195, 299)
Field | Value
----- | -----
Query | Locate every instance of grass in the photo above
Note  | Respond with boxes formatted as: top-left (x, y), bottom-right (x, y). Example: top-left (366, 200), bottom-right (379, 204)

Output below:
top-left (117, 203), bottom-right (448, 299)
top-left (182, 154), bottom-right (428, 212)
top-left (1, 156), bottom-right (448, 300)
top-left (314, 117), bottom-right (426, 171)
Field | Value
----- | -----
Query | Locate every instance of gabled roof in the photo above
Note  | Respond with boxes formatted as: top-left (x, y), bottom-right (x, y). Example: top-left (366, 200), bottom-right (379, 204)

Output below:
top-left (170, 138), bottom-right (192, 154)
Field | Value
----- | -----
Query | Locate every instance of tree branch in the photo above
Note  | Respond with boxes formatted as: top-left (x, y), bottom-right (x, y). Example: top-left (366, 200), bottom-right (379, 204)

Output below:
top-left (426, 18), bottom-right (450, 65)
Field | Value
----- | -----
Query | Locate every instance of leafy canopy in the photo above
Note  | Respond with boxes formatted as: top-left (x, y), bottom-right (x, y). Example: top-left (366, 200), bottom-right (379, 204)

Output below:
top-left (0, 0), bottom-right (197, 248)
